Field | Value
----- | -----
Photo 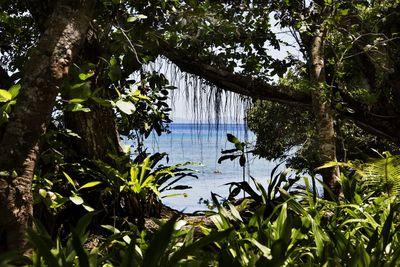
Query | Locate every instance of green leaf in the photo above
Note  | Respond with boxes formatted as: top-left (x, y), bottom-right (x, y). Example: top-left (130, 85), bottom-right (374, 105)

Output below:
top-left (39, 189), bottom-right (47, 198)
top-left (78, 72), bottom-right (94, 81)
top-left (227, 133), bottom-right (240, 144)
top-left (71, 228), bottom-right (90, 267)
top-left (0, 89), bottom-right (12, 102)
top-left (27, 229), bottom-right (58, 267)
top-left (68, 98), bottom-right (86, 103)
top-left (109, 57), bottom-right (118, 66)
top-left (78, 181), bottom-right (102, 190)
top-left (142, 215), bottom-right (179, 267)
top-left (70, 195), bottom-right (84, 205)
top-left (8, 84), bottom-right (20, 98)
top-left (108, 65), bottom-right (122, 81)
top-left (127, 14), bottom-right (147, 23)
top-left (82, 203), bottom-right (95, 212)
top-left (167, 228), bottom-right (233, 267)
top-left (247, 238), bottom-right (272, 259)
top-left (67, 103), bottom-right (91, 113)
top-left (63, 172), bottom-right (77, 190)
top-left (339, 9), bottom-right (349, 16)
top-left (227, 202), bottom-right (242, 222)
top-left (101, 224), bottom-right (121, 234)
top-left (116, 99), bottom-right (136, 115)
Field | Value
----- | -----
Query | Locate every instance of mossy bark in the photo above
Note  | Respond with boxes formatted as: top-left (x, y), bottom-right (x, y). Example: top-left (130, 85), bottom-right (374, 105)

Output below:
top-left (309, 29), bottom-right (341, 198)
top-left (0, 0), bottom-right (95, 252)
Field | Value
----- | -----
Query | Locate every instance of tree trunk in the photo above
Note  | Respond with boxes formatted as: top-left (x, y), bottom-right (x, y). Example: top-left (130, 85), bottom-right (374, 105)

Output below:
top-left (0, 0), bottom-right (95, 252)
top-left (64, 99), bottom-right (124, 162)
top-left (309, 29), bottom-right (341, 198)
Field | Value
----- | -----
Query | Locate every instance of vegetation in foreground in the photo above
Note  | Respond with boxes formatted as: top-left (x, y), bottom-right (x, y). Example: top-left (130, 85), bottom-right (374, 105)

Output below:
top-left (2, 149), bottom-right (400, 266)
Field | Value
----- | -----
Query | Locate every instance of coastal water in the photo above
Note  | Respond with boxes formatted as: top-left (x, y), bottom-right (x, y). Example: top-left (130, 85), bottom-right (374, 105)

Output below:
top-left (133, 123), bottom-right (280, 212)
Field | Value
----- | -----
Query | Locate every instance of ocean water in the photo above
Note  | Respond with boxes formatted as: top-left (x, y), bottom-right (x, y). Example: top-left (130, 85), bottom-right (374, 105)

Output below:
top-left (135, 123), bottom-right (281, 212)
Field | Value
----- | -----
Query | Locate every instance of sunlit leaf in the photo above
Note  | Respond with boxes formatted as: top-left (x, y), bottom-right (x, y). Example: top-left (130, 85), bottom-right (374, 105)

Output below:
top-left (78, 181), bottom-right (102, 190)
top-left (70, 195), bottom-right (84, 205)
top-left (116, 99), bottom-right (136, 115)
top-left (63, 171), bottom-right (77, 190)
top-left (78, 72), bottom-right (94, 81)
top-left (8, 84), bottom-right (20, 98)
top-left (82, 203), bottom-right (94, 212)
top-left (0, 89), bottom-right (12, 102)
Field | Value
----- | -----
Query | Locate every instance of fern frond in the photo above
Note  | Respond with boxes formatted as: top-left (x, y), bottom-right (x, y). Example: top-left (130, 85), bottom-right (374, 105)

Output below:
top-left (361, 154), bottom-right (400, 195)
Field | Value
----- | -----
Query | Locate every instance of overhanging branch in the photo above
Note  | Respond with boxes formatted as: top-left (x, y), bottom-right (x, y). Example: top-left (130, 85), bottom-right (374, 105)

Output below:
top-left (161, 44), bottom-right (312, 108)
top-left (160, 42), bottom-right (400, 145)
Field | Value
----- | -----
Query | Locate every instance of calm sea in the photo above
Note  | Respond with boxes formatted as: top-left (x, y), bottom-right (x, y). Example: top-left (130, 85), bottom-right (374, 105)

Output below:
top-left (138, 123), bottom-right (281, 212)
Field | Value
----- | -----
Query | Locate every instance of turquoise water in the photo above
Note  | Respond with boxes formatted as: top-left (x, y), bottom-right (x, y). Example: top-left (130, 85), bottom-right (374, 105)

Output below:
top-left (136, 123), bottom-right (281, 212)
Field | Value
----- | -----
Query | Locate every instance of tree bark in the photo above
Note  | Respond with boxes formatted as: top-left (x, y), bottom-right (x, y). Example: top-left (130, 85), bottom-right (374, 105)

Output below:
top-left (0, 0), bottom-right (95, 252)
top-left (309, 29), bottom-right (341, 197)
top-left (64, 99), bottom-right (124, 162)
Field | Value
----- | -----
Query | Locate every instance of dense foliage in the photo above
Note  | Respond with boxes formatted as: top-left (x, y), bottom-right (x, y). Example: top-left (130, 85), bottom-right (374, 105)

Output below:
top-left (1, 0), bottom-right (400, 265)
top-left (3, 156), bottom-right (400, 266)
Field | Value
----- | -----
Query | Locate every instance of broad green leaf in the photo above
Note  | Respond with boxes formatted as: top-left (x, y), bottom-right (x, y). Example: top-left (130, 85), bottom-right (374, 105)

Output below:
top-left (39, 189), bottom-right (47, 198)
top-left (116, 99), bottom-right (136, 115)
top-left (101, 224), bottom-right (121, 234)
top-left (8, 84), bottom-right (20, 98)
top-left (70, 195), bottom-right (84, 205)
top-left (123, 235), bottom-right (131, 244)
top-left (82, 203), bottom-right (94, 212)
top-left (247, 238), bottom-right (272, 259)
top-left (0, 89), bottom-right (11, 102)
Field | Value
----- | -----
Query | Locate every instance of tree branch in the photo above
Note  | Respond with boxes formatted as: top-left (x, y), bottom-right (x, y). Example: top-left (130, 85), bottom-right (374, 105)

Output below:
top-left (161, 44), bottom-right (312, 108)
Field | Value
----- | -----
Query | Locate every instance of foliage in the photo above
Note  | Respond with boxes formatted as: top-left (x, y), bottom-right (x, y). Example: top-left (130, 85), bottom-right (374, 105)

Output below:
top-left (247, 99), bottom-right (397, 172)
top-left (5, 157), bottom-right (400, 266)
top-left (0, 83), bottom-right (20, 126)
top-left (32, 144), bottom-right (197, 238)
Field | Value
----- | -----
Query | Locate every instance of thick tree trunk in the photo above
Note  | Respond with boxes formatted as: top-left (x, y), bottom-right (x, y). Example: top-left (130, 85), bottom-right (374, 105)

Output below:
top-left (64, 99), bottom-right (124, 162)
top-left (63, 38), bottom-right (128, 162)
top-left (309, 29), bottom-right (341, 198)
top-left (0, 0), bottom-right (95, 252)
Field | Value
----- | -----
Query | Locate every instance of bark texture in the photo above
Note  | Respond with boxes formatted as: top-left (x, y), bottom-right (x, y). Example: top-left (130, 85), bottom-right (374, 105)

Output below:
top-left (62, 33), bottom-right (131, 162)
top-left (0, 0), bottom-right (95, 252)
top-left (309, 29), bottom-right (341, 197)
top-left (64, 99), bottom-right (124, 162)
